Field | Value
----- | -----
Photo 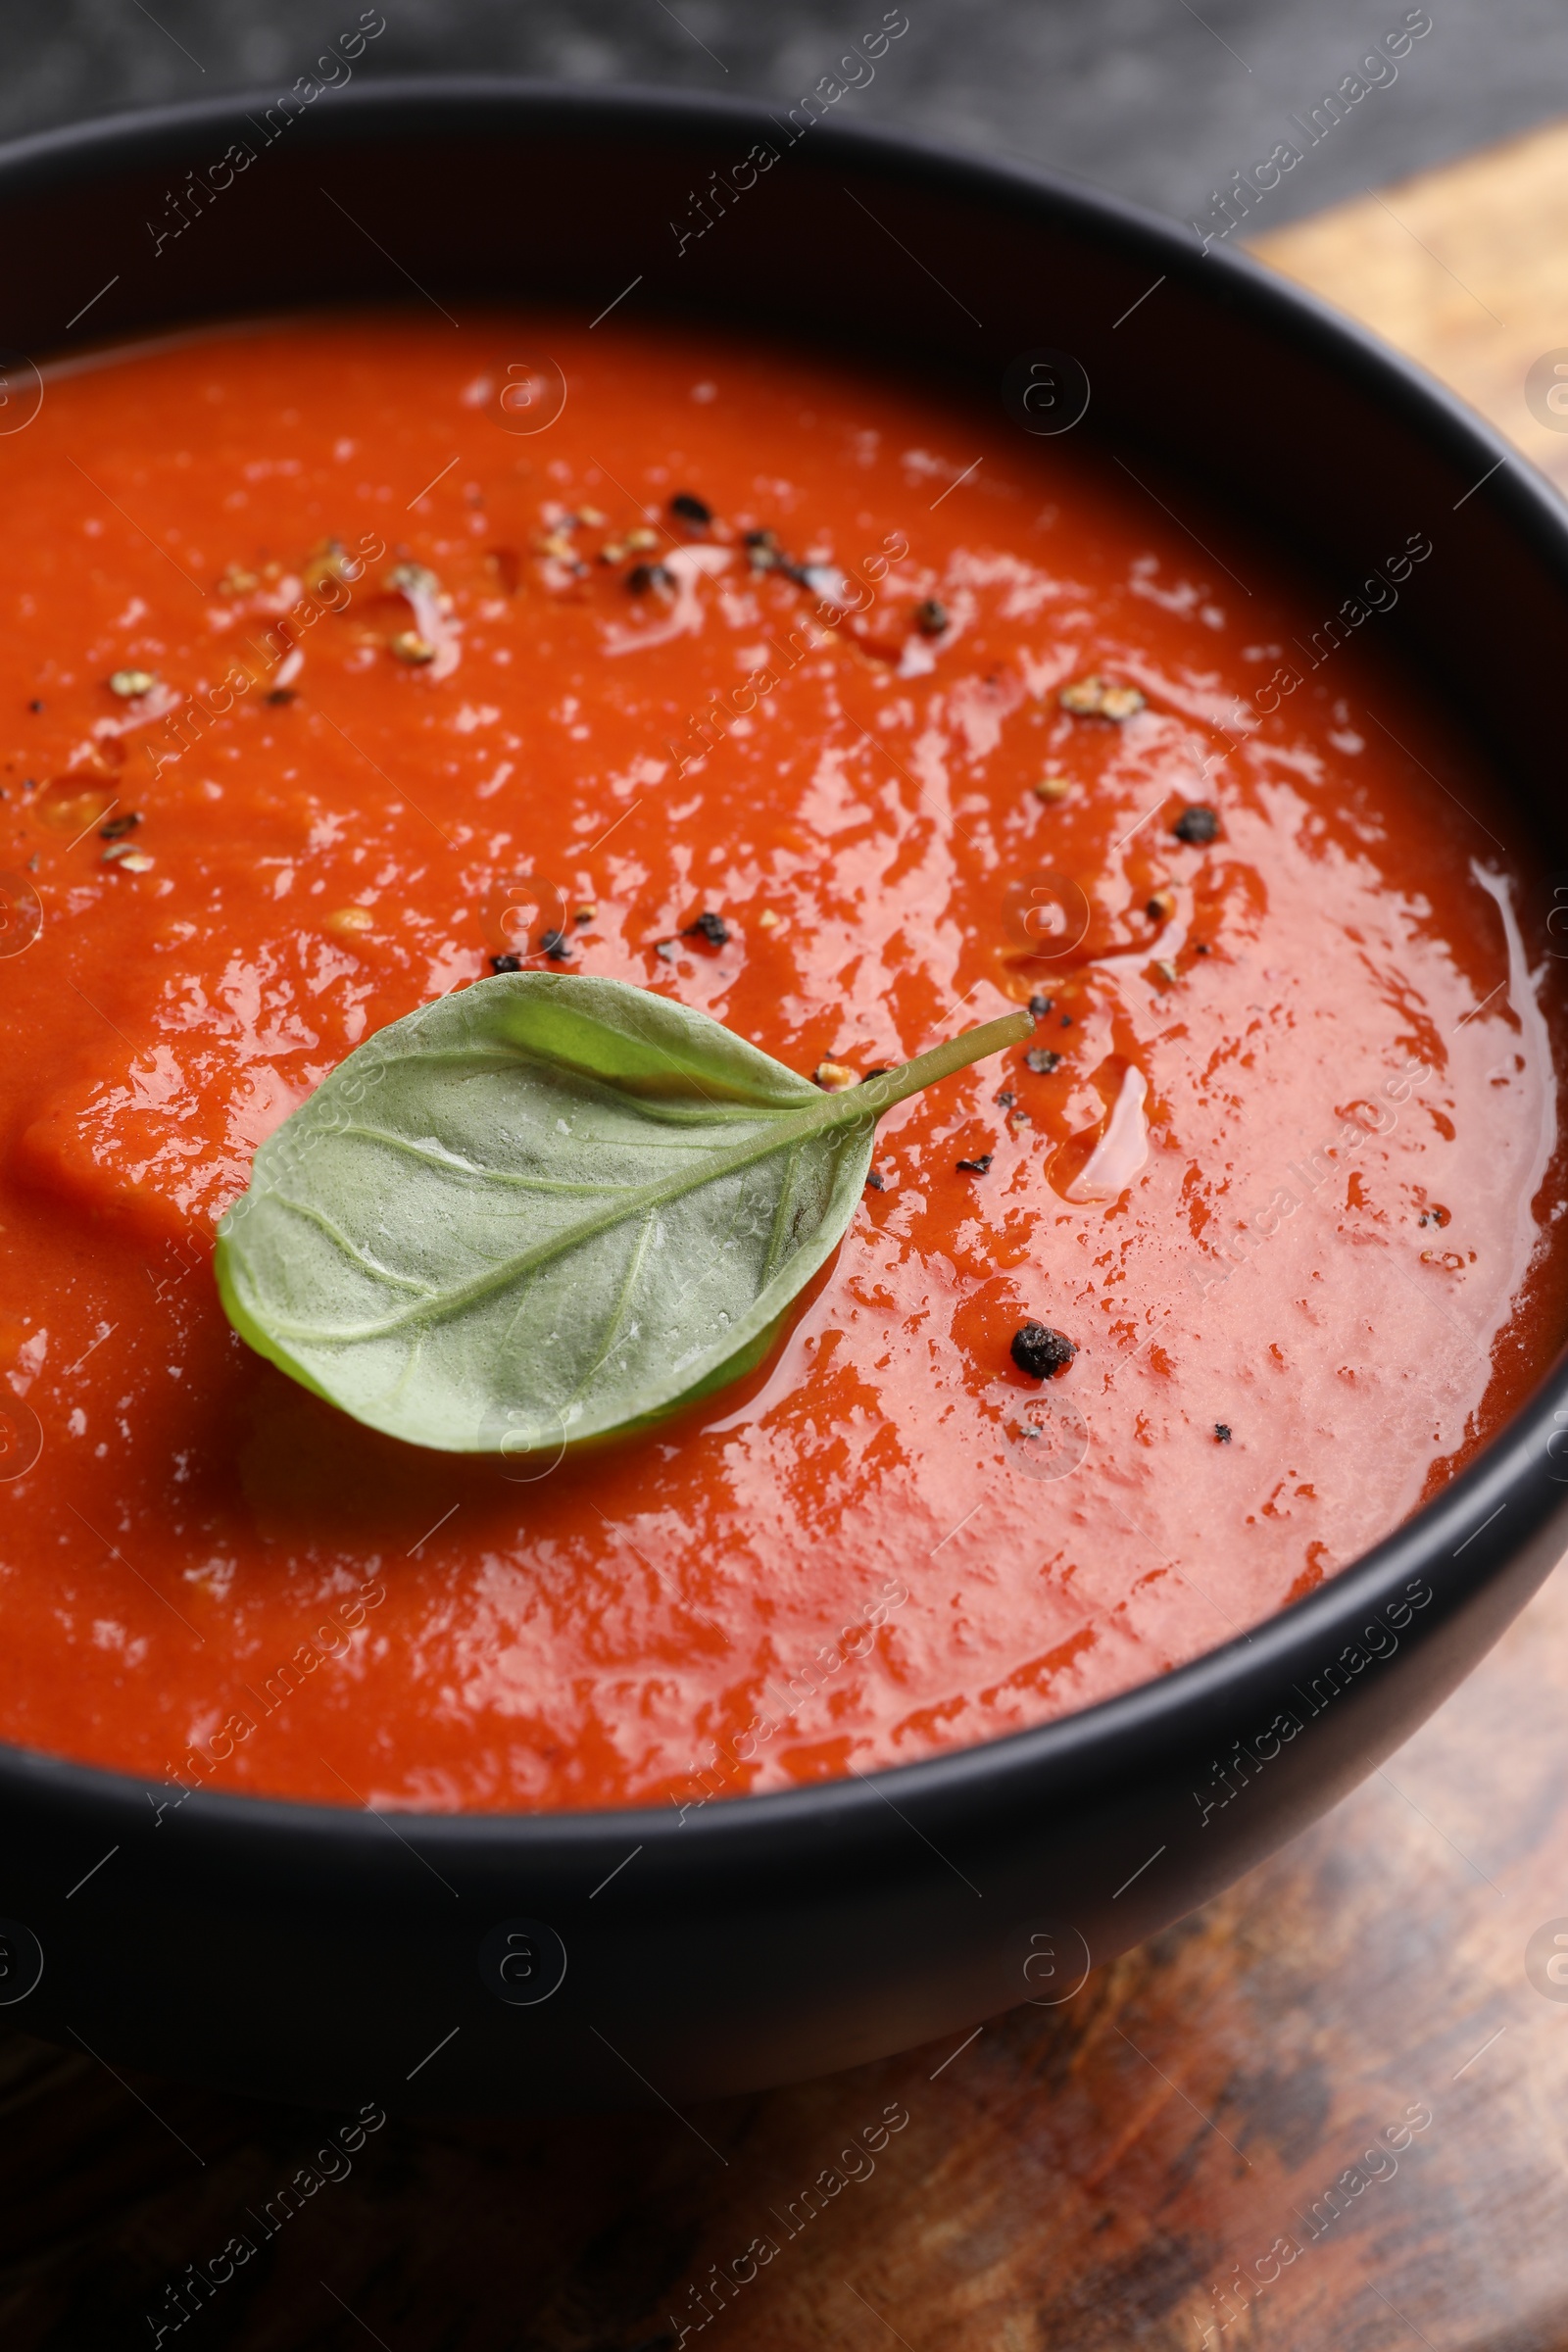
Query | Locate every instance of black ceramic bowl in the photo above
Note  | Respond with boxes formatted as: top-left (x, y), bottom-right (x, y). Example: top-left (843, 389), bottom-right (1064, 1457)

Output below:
top-left (1, 80), bottom-right (1565, 2114)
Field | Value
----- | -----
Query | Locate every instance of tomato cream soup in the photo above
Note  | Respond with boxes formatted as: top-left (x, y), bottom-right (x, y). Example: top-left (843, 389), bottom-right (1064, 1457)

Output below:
top-left (0, 315), bottom-right (1560, 1813)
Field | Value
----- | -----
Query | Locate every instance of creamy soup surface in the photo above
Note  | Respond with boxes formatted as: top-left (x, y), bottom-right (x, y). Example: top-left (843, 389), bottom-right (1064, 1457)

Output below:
top-left (0, 315), bottom-right (1558, 1813)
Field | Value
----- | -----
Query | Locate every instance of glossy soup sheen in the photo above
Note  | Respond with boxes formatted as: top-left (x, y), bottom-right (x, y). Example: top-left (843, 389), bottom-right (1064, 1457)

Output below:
top-left (0, 316), bottom-right (1560, 1815)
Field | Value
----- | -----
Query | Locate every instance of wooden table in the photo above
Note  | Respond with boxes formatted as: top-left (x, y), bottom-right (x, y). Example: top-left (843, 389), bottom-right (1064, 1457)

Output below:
top-left (8, 126), bottom-right (1568, 2352)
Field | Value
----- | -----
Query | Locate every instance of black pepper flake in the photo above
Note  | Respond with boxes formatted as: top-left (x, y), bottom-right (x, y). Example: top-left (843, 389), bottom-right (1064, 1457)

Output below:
top-left (995, 1089), bottom-right (1015, 1108)
top-left (914, 598), bottom-right (949, 636)
top-left (26, 700), bottom-right (42, 713)
top-left (670, 491), bottom-right (712, 527)
top-left (1418, 1205), bottom-right (1450, 1228)
top-left (1195, 942), bottom-right (1211, 955)
top-left (860, 1064), bottom-right (898, 1082)
top-left (1060, 1014), bottom-right (1073, 1028)
top-left (1172, 803), bottom-right (1220, 845)
top-left (1028, 994), bottom-right (1054, 1019)
top-left (865, 1169), bottom-right (886, 1191)
top-left (1011, 1321), bottom-right (1076, 1380)
top-left (99, 811), bottom-right (141, 841)
top-left (1025, 1047), bottom-right (1060, 1074)
top-left (540, 929), bottom-right (573, 961)
top-left (266, 686), bottom-right (297, 706)
top-left (956, 1153), bottom-right (993, 1174)
top-left (490, 953), bottom-right (523, 974)
top-left (626, 563), bottom-right (674, 596)
top-left (1214, 1423), bottom-right (1232, 1444)
top-left (683, 909), bottom-right (730, 948)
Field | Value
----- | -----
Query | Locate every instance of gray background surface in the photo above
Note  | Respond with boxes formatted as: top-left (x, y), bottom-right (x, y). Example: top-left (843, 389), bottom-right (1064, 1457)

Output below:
top-left (8, 1), bottom-right (1568, 230)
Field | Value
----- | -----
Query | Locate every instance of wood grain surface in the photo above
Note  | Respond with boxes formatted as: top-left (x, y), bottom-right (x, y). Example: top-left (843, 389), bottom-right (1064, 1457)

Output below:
top-left (8, 123), bottom-right (1568, 2352)
top-left (1251, 114), bottom-right (1568, 493)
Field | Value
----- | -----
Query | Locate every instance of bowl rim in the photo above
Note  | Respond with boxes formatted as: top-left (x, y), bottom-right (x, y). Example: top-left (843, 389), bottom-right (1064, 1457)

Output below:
top-left (3, 74), bottom-right (1565, 1858)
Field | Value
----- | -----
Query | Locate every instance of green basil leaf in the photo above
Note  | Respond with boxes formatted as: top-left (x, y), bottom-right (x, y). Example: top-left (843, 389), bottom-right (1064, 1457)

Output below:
top-left (215, 974), bottom-right (1029, 1453)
